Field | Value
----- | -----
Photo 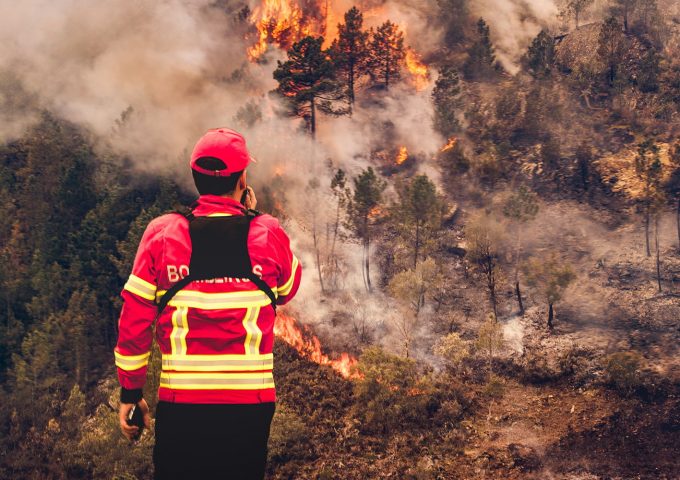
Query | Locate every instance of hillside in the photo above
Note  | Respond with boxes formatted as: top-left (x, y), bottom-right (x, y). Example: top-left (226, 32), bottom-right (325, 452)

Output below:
top-left (1, 0), bottom-right (680, 479)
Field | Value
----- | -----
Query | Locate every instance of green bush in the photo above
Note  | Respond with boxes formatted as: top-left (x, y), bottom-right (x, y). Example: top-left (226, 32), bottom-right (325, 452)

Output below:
top-left (605, 351), bottom-right (644, 396)
top-left (353, 346), bottom-right (433, 434)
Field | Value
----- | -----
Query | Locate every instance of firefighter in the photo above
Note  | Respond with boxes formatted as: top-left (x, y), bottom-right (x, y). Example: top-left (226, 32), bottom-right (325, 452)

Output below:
top-left (114, 128), bottom-right (302, 480)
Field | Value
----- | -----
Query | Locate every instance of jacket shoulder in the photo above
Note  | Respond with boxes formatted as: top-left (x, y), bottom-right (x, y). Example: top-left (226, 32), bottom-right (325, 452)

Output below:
top-left (250, 212), bottom-right (281, 231)
top-left (147, 212), bottom-right (188, 231)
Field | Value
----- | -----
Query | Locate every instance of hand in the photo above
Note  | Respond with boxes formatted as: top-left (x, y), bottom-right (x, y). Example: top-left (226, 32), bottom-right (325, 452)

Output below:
top-left (244, 186), bottom-right (257, 210)
top-left (119, 398), bottom-right (151, 441)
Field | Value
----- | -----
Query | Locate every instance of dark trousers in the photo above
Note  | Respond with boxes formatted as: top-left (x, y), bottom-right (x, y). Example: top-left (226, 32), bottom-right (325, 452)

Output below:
top-left (153, 401), bottom-right (275, 480)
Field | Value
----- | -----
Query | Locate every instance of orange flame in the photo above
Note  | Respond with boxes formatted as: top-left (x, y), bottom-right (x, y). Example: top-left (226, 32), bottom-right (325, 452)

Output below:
top-left (247, 0), bottom-right (431, 92)
top-left (274, 313), bottom-right (359, 378)
top-left (247, 0), bottom-right (319, 60)
top-left (405, 48), bottom-right (429, 91)
top-left (440, 137), bottom-right (457, 153)
top-left (396, 146), bottom-right (408, 165)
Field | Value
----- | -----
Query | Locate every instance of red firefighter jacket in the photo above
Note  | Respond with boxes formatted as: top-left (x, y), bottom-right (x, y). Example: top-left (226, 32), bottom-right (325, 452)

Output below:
top-left (114, 195), bottom-right (302, 404)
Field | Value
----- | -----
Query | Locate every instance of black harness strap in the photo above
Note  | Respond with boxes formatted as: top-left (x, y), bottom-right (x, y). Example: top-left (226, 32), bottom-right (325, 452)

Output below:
top-left (156, 208), bottom-right (277, 317)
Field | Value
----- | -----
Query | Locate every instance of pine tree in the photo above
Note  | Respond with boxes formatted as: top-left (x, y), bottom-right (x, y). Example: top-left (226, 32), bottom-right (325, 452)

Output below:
top-left (575, 142), bottom-right (594, 193)
top-left (524, 30), bottom-right (555, 79)
top-left (664, 142), bottom-right (680, 250)
top-left (394, 174), bottom-right (447, 268)
top-left (347, 167), bottom-right (386, 292)
top-left (437, 0), bottom-right (468, 46)
top-left (635, 138), bottom-right (663, 257)
top-left (503, 186), bottom-right (539, 315)
top-left (432, 65), bottom-right (462, 137)
top-left (367, 21), bottom-right (406, 90)
top-left (611, 0), bottom-right (638, 33)
top-left (273, 36), bottom-right (347, 137)
top-left (330, 7), bottom-right (369, 111)
top-left (598, 17), bottom-right (627, 88)
top-left (466, 213), bottom-right (505, 319)
top-left (560, 0), bottom-right (594, 28)
top-left (463, 18), bottom-right (498, 81)
top-left (524, 254), bottom-right (575, 330)
top-left (637, 48), bottom-right (660, 93)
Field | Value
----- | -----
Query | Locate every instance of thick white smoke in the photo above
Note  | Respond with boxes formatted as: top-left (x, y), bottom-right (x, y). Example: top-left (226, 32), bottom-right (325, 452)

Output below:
top-left (469, 0), bottom-right (560, 73)
top-left (0, 0), bottom-right (446, 354)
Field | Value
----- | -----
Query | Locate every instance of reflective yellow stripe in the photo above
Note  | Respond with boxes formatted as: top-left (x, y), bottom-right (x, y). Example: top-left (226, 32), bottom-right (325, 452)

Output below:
top-left (278, 255), bottom-right (299, 296)
top-left (124, 274), bottom-right (157, 301)
top-left (162, 353), bottom-right (273, 372)
top-left (242, 307), bottom-right (262, 355)
top-left (115, 351), bottom-right (151, 371)
top-left (155, 289), bottom-right (277, 310)
top-left (169, 307), bottom-right (189, 355)
top-left (160, 371), bottom-right (275, 390)
top-left (206, 213), bottom-right (234, 217)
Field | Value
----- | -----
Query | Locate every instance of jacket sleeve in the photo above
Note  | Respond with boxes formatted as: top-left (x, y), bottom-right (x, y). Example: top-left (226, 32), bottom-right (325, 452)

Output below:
top-left (270, 223), bottom-right (302, 306)
top-left (114, 219), bottom-right (162, 402)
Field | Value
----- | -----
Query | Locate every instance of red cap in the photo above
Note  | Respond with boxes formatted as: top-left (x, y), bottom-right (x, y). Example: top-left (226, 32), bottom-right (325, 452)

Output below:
top-left (190, 128), bottom-right (254, 176)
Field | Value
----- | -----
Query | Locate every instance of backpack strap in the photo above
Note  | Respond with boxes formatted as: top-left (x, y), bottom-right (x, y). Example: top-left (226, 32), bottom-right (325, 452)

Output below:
top-left (155, 208), bottom-right (277, 317)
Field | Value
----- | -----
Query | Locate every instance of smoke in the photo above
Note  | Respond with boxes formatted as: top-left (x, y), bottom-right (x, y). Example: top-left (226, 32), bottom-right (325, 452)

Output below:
top-left (0, 0), bottom-right (266, 167)
top-left (468, 0), bottom-right (560, 73)
top-left (0, 0), bottom-right (445, 358)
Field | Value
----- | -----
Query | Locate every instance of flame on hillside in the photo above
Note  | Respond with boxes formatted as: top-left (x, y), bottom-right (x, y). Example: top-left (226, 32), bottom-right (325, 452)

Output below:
top-left (246, 0), bottom-right (430, 89)
top-left (274, 313), bottom-right (359, 379)
top-left (441, 137), bottom-right (458, 153)
top-left (405, 48), bottom-right (429, 91)
top-left (396, 146), bottom-right (408, 165)
top-left (247, 0), bottom-right (321, 60)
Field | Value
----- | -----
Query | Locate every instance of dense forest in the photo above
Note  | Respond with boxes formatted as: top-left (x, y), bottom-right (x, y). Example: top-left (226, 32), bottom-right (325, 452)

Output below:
top-left (1, 0), bottom-right (680, 478)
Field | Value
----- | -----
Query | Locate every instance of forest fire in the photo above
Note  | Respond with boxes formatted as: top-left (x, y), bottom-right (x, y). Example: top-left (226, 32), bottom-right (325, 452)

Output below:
top-left (440, 137), bottom-right (458, 152)
top-left (247, 0), bottom-right (319, 60)
top-left (396, 146), bottom-right (408, 165)
top-left (274, 313), bottom-right (359, 379)
top-left (405, 48), bottom-right (429, 91)
top-left (246, 0), bottom-right (431, 90)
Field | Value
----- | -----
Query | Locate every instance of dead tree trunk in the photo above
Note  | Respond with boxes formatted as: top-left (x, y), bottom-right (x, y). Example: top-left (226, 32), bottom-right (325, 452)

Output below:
top-left (656, 215), bottom-right (662, 293)
top-left (644, 205), bottom-right (651, 257)
top-left (515, 281), bottom-right (524, 315)
top-left (676, 197), bottom-right (680, 250)
top-left (547, 302), bottom-right (554, 330)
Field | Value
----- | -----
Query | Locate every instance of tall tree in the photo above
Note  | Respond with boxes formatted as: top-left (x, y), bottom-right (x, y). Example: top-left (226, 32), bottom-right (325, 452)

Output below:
top-left (367, 21), bottom-right (406, 90)
top-left (437, 0), bottom-right (468, 46)
top-left (273, 36), bottom-right (346, 137)
top-left (664, 142), bottom-right (680, 250)
top-left (560, 0), bottom-right (594, 28)
top-left (326, 168), bottom-right (350, 289)
top-left (637, 48), bottom-right (660, 93)
top-left (634, 138), bottom-right (663, 257)
top-left (347, 167), bottom-right (386, 292)
top-left (597, 16), bottom-right (627, 88)
top-left (432, 65), bottom-right (462, 137)
top-left (388, 258), bottom-right (442, 357)
top-left (611, 0), bottom-right (638, 33)
top-left (524, 254), bottom-right (575, 330)
top-left (524, 30), bottom-right (555, 79)
top-left (575, 142), bottom-right (594, 193)
top-left (503, 186), bottom-right (539, 315)
top-left (466, 213), bottom-right (505, 319)
top-left (393, 174), bottom-right (447, 268)
top-left (330, 7), bottom-right (369, 112)
top-left (463, 18), bottom-right (498, 81)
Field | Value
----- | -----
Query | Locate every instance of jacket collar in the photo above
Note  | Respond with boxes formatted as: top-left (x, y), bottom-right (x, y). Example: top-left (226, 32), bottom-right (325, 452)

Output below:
top-left (192, 195), bottom-right (245, 217)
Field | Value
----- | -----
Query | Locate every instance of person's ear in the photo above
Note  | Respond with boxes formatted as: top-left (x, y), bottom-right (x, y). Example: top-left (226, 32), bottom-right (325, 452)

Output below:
top-left (239, 170), bottom-right (247, 190)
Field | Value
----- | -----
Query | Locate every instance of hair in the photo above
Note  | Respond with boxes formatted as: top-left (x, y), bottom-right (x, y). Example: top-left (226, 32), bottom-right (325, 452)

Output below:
top-left (192, 157), bottom-right (244, 195)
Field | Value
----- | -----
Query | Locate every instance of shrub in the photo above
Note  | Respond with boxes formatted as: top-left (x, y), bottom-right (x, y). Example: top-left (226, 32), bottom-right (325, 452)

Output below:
top-left (605, 351), bottom-right (644, 396)
top-left (353, 346), bottom-right (432, 434)
top-left (268, 404), bottom-right (309, 462)
top-left (433, 332), bottom-right (470, 370)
